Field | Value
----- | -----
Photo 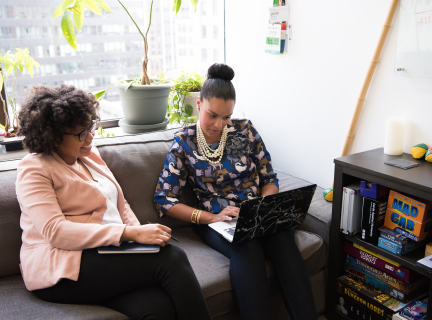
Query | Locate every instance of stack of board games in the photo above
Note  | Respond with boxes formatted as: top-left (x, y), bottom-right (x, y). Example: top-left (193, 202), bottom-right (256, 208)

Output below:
top-left (378, 226), bottom-right (431, 256)
top-left (341, 242), bottom-right (429, 315)
top-left (344, 254), bottom-right (428, 303)
top-left (336, 274), bottom-right (409, 320)
top-left (344, 242), bottom-right (421, 283)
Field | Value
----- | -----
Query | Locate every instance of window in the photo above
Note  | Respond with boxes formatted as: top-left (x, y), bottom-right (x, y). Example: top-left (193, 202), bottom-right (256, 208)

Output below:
top-left (202, 48), bottom-right (207, 62)
top-left (0, 0), bottom-right (225, 123)
top-left (213, 25), bottom-right (218, 39)
top-left (214, 49), bottom-right (219, 62)
top-left (213, 1), bottom-right (218, 15)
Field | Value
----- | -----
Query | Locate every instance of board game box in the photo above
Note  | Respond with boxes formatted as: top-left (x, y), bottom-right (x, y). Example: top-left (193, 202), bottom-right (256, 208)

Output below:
top-left (336, 293), bottom-right (381, 320)
top-left (344, 262), bottom-right (426, 303)
top-left (337, 274), bottom-right (407, 320)
top-left (395, 300), bottom-right (427, 319)
top-left (384, 190), bottom-right (432, 242)
top-left (344, 241), bottom-right (420, 282)
top-left (380, 226), bottom-right (414, 246)
top-left (378, 237), bottom-right (427, 255)
top-left (344, 254), bottom-right (427, 293)
top-left (362, 197), bottom-right (387, 245)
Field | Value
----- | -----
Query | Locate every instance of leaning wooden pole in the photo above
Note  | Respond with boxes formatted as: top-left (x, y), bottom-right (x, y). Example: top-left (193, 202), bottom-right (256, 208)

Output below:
top-left (324, 0), bottom-right (400, 202)
top-left (341, 0), bottom-right (400, 157)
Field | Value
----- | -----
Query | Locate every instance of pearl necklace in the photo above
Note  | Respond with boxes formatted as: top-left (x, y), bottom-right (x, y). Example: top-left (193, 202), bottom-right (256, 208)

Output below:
top-left (196, 120), bottom-right (228, 165)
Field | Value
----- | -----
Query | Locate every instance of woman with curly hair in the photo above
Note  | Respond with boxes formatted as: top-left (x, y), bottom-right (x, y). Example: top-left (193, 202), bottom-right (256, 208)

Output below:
top-left (154, 64), bottom-right (317, 320)
top-left (16, 84), bottom-right (211, 320)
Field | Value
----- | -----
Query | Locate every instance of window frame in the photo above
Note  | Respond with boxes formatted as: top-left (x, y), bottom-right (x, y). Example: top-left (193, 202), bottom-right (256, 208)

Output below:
top-left (0, 82), bottom-right (6, 128)
top-left (0, 0), bottom-right (227, 130)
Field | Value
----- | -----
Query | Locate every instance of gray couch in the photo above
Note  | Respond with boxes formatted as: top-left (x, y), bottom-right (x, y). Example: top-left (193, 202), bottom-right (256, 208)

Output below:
top-left (0, 128), bottom-right (332, 319)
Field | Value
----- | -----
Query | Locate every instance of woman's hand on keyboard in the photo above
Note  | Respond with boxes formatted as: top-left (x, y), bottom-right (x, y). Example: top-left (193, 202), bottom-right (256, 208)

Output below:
top-left (212, 206), bottom-right (239, 223)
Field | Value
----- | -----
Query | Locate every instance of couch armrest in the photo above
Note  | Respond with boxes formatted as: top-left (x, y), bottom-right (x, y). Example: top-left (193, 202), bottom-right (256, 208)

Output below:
top-left (275, 170), bottom-right (332, 255)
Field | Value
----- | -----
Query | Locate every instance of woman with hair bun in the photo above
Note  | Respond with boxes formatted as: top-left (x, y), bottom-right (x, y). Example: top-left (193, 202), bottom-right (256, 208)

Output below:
top-left (155, 63), bottom-right (317, 319)
top-left (16, 84), bottom-right (211, 320)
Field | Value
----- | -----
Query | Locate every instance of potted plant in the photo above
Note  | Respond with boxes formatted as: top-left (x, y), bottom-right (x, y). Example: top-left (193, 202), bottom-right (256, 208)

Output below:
top-left (168, 71), bottom-right (204, 126)
top-left (54, 0), bottom-right (200, 128)
top-left (0, 48), bottom-right (40, 150)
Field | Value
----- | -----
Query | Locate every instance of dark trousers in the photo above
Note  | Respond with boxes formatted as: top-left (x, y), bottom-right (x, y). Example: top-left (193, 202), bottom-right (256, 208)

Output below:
top-left (197, 225), bottom-right (317, 320)
top-left (33, 245), bottom-right (211, 320)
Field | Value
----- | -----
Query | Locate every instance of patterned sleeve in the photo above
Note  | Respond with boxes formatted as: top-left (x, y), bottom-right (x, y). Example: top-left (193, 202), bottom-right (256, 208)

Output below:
top-left (248, 120), bottom-right (279, 189)
top-left (154, 136), bottom-right (189, 217)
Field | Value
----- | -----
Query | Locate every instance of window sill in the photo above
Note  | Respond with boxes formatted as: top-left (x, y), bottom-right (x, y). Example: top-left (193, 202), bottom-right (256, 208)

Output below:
top-left (0, 123), bottom-right (183, 162)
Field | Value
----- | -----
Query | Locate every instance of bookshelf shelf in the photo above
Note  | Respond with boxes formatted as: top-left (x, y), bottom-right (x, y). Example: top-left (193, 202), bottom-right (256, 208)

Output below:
top-left (325, 148), bottom-right (432, 320)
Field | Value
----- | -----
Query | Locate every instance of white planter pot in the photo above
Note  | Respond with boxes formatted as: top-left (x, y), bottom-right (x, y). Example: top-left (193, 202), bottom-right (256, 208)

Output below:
top-left (183, 92), bottom-right (200, 121)
top-left (115, 83), bottom-right (173, 125)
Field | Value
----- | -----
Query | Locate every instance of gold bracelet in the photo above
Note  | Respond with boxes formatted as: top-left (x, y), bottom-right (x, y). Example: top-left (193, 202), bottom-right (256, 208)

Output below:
top-left (196, 210), bottom-right (202, 225)
top-left (191, 209), bottom-right (201, 224)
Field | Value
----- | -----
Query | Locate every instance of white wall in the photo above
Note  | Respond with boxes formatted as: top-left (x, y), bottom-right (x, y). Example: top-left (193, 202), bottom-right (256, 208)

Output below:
top-left (225, 0), bottom-right (432, 189)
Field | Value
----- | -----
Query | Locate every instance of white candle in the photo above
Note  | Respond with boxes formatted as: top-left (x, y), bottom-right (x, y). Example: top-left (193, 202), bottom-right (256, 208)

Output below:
top-left (384, 117), bottom-right (406, 155)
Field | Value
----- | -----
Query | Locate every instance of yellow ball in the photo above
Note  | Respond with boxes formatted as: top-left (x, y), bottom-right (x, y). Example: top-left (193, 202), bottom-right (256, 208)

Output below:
top-left (323, 188), bottom-right (333, 202)
top-left (425, 148), bottom-right (432, 162)
top-left (412, 143), bottom-right (428, 159)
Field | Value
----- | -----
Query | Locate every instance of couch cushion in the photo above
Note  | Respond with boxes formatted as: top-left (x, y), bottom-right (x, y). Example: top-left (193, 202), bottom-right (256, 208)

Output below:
top-left (171, 226), bottom-right (325, 316)
top-left (0, 275), bottom-right (128, 320)
top-left (0, 160), bottom-right (23, 278)
top-left (0, 226), bottom-right (324, 320)
top-left (276, 170), bottom-right (332, 254)
top-left (93, 129), bottom-right (196, 229)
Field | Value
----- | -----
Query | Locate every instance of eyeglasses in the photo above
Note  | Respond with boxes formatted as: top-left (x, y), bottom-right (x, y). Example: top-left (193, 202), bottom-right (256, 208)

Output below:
top-left (64, 120), bottom-right (97, 142)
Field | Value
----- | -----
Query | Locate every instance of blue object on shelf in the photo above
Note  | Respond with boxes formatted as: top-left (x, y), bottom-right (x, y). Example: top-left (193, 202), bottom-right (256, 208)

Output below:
top-left (360, 181), bottom-right (388, 199)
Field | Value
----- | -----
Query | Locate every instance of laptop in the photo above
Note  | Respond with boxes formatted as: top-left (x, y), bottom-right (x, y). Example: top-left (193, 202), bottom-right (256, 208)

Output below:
top-left (208, 184), bottom-right (317, 244)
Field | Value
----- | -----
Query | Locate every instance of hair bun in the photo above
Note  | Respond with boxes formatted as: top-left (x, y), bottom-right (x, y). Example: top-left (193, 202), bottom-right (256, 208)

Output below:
top-left (207, 63), bottom-right (235, 81)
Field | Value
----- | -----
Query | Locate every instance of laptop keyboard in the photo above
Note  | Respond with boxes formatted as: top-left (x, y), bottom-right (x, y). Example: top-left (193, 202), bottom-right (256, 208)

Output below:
top-left (224, 227), bottom-right (236, 236)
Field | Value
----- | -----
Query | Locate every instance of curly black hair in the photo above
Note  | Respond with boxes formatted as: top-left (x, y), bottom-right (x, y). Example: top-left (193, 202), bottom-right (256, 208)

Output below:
top-left (18, 84), bottom-right (99, 155)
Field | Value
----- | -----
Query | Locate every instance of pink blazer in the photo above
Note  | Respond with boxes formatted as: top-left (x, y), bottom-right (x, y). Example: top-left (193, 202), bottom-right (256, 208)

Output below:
top-left (16, 147), bottom-right (141, 291)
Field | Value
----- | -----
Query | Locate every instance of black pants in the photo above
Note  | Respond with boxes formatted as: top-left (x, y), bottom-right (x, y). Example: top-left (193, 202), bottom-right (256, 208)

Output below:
top-left (33, 245), bottom-right (211, 320)
top-left (197, 226), bottom-right (317, 320)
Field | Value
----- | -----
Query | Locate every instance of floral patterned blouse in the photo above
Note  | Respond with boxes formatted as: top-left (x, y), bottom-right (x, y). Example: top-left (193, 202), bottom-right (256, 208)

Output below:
top-left (154, 119), bottom-right (279, 216)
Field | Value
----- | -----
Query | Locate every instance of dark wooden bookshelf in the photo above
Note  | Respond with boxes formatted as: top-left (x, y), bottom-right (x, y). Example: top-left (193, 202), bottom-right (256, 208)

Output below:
top-left (325, 148), bottom-right (432, 320)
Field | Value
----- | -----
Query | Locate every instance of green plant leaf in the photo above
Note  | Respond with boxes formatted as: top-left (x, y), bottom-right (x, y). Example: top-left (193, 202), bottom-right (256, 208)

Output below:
top-left (190, 0), bottom-right (199, 12)
top-left (169, 113), bottom-right (179, 124)
top-left (172, 0), bottom-right (182, 14)
top-left (61, 11), bottom-right (78, 50)
top-left (16, 60), bottom-right (23, 73)
top-left (94, 89), bottom-right (106, 101)
top-left (173, 95), bottom-right (178, 102)
top-left (53, 0), bottom-right (75, 17)
top-left (96, 0), bottom-right (112, 12)
top-left (125, 81), bottom-right (134, 91)
top-left (83, 0), bottom-right (102, 15)
top-left (189, 116), bottom-right (199, 120)
top-left (185, 104), bottom-right (193, 117)
top-left (71, 1), bottom-right (85, 32)
top-left (24, 60), bottom-right (34, 77)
